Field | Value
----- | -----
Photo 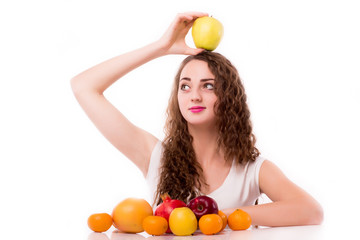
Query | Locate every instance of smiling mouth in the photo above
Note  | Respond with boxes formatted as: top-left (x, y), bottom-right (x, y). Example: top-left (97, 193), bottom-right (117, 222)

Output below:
top-left (189, 106), bottom-right (206, 113)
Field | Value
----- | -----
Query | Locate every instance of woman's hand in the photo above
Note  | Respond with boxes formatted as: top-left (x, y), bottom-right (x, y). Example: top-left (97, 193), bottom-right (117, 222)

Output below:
top-left (157, 12), bottom-right (208, 55)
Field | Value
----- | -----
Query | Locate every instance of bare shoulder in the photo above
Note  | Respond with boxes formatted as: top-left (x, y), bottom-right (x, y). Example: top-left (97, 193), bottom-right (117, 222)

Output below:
top-left (259, 160), bottom-right (287, 181)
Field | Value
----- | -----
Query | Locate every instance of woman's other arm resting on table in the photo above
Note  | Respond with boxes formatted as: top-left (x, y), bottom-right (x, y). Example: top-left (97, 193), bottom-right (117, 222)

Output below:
top-left (223, 160), bottom-right (324, 227)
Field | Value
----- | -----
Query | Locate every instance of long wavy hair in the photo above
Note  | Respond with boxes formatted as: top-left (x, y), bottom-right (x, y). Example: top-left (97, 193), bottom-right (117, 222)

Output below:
top-left (154, 51), bottom-right (260, 206)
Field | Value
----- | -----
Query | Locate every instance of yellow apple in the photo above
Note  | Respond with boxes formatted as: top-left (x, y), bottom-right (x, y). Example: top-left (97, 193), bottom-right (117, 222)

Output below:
top-left (192, 16), bottom-right (224, 51)
top-left (169, 207), bottom-right (197, 236)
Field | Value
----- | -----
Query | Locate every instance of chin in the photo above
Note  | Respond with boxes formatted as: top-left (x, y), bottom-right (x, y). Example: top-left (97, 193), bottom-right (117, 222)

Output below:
top-left (187, 119), bottom-right (216, 128)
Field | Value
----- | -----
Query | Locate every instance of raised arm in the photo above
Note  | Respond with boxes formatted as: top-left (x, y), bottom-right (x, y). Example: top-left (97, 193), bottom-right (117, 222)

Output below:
top-left (70, 12), bottom-right (207, 176)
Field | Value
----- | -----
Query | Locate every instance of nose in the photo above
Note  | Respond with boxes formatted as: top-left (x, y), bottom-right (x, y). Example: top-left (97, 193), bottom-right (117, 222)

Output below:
top-left (191, 89), bottom-right (202, 102)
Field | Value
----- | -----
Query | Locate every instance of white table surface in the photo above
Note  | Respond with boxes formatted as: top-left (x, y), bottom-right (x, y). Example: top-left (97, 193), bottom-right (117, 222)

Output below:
top-left (88, 225), bottom-right (332, 240)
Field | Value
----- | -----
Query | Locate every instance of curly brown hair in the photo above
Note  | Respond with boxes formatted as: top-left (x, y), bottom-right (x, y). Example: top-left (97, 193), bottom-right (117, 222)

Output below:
top-left (154, 51), bottom-right (260, 206)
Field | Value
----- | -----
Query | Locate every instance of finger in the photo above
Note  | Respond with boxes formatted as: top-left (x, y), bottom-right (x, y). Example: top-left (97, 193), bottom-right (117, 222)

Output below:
top-left (182, 11), bottom-right (209, 19)
top-left (184, 47), bottom-right (206, 56)
top-left (182, 12), bottom-right (209, 32)
top-left (176, 12), bottom-right (208, 24)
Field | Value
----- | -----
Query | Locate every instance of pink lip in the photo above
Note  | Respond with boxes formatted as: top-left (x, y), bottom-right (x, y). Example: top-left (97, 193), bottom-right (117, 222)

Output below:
top-left (189, 106), bottom-right (206, 113)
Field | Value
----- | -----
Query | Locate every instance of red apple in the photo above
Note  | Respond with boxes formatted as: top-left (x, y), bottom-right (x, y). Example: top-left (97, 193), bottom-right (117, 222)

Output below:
top-left (154, 193), bottom-right (187, 233)
top-left (187, 195), bottom-right (219, 220)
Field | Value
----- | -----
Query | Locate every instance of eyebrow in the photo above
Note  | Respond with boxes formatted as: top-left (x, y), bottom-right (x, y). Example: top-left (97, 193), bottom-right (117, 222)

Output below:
top-left (180, 77), bottom-right (216, 82)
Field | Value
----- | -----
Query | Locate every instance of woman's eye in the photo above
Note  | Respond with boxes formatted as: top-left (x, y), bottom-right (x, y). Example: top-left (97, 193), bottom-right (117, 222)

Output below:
top-left (180, 84), bottom-right (190, 91)
top-left (204, 83), bottom-right (214, 90)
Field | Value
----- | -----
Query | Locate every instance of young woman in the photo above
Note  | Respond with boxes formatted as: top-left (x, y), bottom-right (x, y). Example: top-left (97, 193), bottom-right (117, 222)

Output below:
top-left (71, 12), bottom-right (323, 227)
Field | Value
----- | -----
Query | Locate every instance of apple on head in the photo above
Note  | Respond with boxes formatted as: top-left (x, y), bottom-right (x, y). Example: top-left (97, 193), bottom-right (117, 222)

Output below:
top-left (192, 16), bottom-right (224, 51)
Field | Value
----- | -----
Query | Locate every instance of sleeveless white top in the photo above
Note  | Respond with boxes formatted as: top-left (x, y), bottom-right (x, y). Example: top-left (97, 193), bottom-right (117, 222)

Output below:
top-left (145, 141), bottom-right (266, 210)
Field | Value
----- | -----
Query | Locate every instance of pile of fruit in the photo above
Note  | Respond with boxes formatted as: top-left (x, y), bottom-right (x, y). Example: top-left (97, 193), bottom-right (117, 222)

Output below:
top-left (87, 194), bottom-right (251, 236)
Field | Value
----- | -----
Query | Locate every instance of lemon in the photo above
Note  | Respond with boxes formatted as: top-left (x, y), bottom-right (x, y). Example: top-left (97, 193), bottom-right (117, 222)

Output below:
top-left (169, 207), bottom-right (197, 236)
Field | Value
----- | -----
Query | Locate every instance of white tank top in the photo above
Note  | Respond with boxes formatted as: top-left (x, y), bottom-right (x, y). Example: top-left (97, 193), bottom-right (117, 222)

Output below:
top-left (145, 141), bottom-right (266, 210)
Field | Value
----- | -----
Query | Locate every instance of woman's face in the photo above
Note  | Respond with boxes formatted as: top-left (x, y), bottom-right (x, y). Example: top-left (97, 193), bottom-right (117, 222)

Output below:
top-left (177, 60), bottom-right (218, 128)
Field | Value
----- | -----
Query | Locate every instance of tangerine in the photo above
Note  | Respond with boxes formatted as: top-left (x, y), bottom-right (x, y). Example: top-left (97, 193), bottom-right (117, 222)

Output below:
top-left (199, 214), bottom-right (223, 235)
top-left (227, 209), bottom-right (252, 230)
top-left (142, 215), bottom-right (168, 236)
top-left (112, 198), bottom-right (153, 233)
top-left (217, 210), bottom-right (228, 231)
top-left (87, 213), bottom-right (113, 232)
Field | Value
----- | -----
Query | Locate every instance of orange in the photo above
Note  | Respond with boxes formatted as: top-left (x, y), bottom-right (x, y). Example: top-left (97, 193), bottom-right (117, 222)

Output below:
top-left (227, 209), bottom-right (252, 230)
top-left (87, 213), bottom-right (113, 232)
top-left (199, 214), bottom-right (223, 235)
top-left (112, 198), bottom-right (153, 233)
top-left (217, 210), bottom-right (228, 231)
top-left (142, 216), bottom-right (168, 236)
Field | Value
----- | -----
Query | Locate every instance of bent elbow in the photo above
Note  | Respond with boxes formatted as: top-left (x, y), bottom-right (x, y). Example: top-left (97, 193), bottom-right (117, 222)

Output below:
top-left (304, 201), bottom-right (324, 225)
top-left (70, 76), bottom-right (104, 97)
top-left (70, 76), bottom-right (82, 96)
top-left (70, 76), bottom-right (90, 98)
top-left (312, 205), bottom-right (324, 225)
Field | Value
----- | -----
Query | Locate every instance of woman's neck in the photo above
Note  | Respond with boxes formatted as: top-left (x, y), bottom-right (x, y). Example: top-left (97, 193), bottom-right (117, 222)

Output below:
top-left (188, 125), bottom-right (224, 165)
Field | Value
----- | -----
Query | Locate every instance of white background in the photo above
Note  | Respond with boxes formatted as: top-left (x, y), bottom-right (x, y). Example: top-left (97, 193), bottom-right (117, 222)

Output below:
top-left (1, 0), bottom-right (359, 239)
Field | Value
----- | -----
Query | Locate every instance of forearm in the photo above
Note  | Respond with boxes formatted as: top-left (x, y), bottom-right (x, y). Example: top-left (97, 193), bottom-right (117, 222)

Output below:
top-left (222, 198), bottom-right (323, 227)
top-left (70, 12), bottom-right (207, 95)
top-left (70, 40), bottom-right (166, 95)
